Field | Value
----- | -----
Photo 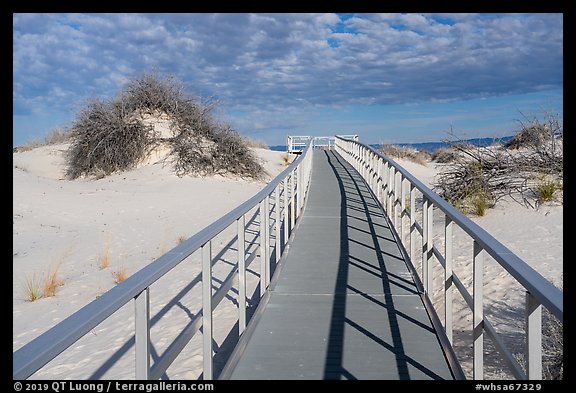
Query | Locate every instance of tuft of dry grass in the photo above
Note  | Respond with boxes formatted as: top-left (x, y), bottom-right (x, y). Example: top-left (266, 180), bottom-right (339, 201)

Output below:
top-left (177, 235), bottom-right (187, 245)
top-left (23, 274), bottom-right (42, 302)
top-left (43, 264), bottom-right (65, 298)
top-left (281, 153), bottom-right (292, 166)
top-left (112, 265), bottom-right (128, 284)
top-left (99, 236), bottom-right (111, 270)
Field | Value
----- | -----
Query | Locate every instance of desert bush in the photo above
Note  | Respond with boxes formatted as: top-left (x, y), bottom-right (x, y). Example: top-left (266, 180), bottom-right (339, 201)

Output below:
top-left (535, 179), bottom-right (560, 203)
top-left (66, 72), bottom-right (264, 180)
top-left (380, 145), bottom-right (431, 165)
top-left (66, 98), bottom-right (154, 179)
top-left (434, 114), bottom-right (562, 212)
top-left (542, 306), bottom-right (563, 380)
top-left (431, 147), bottom-right (458, 163)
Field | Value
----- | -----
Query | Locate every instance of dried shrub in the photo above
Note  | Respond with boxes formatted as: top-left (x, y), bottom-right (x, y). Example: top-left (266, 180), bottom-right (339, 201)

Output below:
top-left (434, 113), bottom-right (562, 212)
top-left (66, 72), bottom-right (265, 180)
top-left (66, 98), bottom-right (154, 179)
top-left (542, 306), bottom-right (563, 379)
top-left (380, 145), bottom-right (431, 165)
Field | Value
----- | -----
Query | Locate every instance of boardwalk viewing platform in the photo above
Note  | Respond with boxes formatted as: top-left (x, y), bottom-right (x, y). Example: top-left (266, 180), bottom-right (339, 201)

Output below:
top-left (13, 135), bottom-right (562, 381)
top-left (221, 150), bottom-right (454, 379)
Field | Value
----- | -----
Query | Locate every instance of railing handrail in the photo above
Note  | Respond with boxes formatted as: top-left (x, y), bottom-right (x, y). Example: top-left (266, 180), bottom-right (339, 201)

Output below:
top-left (13, 140), bottom-right (313, 380)
top-left (335, 136), bottom-right (563, 322)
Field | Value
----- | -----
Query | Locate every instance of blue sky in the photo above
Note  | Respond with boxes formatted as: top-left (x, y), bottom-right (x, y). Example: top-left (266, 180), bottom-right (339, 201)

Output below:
top-left (13, 13), bottom-right (563, 147)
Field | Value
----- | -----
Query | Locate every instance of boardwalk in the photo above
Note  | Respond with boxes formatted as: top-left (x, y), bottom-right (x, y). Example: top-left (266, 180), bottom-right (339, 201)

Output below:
top-left (221, 150), bottom-right (455, 380)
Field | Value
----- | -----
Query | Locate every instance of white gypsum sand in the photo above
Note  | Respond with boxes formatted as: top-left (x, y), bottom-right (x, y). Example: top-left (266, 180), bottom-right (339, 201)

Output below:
top-left (13, 141), bottom-right (289, 379)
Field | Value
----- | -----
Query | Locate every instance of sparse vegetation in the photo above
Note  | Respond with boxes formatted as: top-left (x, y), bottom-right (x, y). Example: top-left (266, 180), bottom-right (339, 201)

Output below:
top-left (433, 113), bottom-right (562, 213)
top-left (99, 236), bottom-right (111, 270)
top-left (542, 305), bottom-right (563, 380)
top-left (112, 266), bottom-right (128, 284)
top-left (380, 145), bottom-right (431, 165)
top-left (515, 278), bottom-right (563, 380)
top-left (535, 178), bottom-right (560, 203)
top-left (281, 153), bottom-right (292, 166)
top-left (43, 265), bottom-right (64, 298)
top-left (177, 235), bottom-right (187, 245)
top-left (23, 274), bottom-right (42, 302)
top-left (13, 128), bottom-right (72, 153)
top-left (244, 138), bottom-right (269, 149)
top-left (66, 72), bottom-right (265, 180)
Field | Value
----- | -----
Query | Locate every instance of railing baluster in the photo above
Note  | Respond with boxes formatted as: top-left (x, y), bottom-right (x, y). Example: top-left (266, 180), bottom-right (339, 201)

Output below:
top-left (135, 288), bottom-right (150, 380)
top-left (283, 178), bottom-right (289, 244)
top-left (445, 216), bottom-right (453, 344)
top-left (400, 176), bottom-right (406, 243)
top-left (265, 195), bottom-right (271, 287)
top-left (275, 185), bottom-right (281, 264)
top-left (526, 291), bottom-right (542, 379)
top-left (202, 241), bottom-right (213, 380)
top-left (473, 240), bottom-right (484, 380)
top-left (290, 170), bottom-right (296, 230)
top-left (237, 215), bottom-right (246, 334)
top-left (422, 196), bottom-right (429, 293)
top-left (409, 183), bottom-right (416, 265)
top-left (259, 199), bottom-right (268, 296)
top-left (426, 200), bottom-right (434, 296)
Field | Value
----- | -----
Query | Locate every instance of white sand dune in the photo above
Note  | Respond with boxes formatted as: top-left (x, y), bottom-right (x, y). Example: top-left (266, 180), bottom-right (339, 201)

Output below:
top-left (13, 147), bottom-right (561, 380)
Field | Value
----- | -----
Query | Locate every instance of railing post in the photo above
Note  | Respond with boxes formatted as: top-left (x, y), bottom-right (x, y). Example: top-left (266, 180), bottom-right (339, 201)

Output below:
top-left (237, 216), bottom-right (246, 334)
top-left (400, 177), bottom-right (406, 244)
top-left (202, 241), bottom-right (213, 380)
top-left (275, 185), bottom-right (281, 264)
top-left (425, 197), bottom-right (433, 294)
top-left (265, 195), bottom-right (271, 286)
top-left (388, 167), bottom-right (394, 217)
top-left (394, 171), bottom-right (400, 231)
top-left (444, 216), bottom-right (453, 344)
top-left (526, 292), bottom-right (542, 380)
top-left (473, 240), bottom-right (484, 380)
top-left (260, 199), bottom-right (269, 296)
top-left (290, 170), bottom-right (296, 231)
top-left (283, 178), bottom-right (289, 244)
top-left (383, 162), bottom-right (389, 211)
top-left (422, 197), bottom-right (428, 292)
top-left (296, 165), bottom-right (301, 216)
top-left (135, 288), bottom-right (150, 379)
top-left (409, 183), bottom-right (416, 265)
top-left (376, 157), bottom-right (382, 202)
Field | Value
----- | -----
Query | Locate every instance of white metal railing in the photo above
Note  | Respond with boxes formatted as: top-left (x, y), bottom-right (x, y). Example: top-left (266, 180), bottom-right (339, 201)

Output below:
top-left (335, 136), bottom-right (563, 380)
top-left (287, 134), bottom-right (358, 153)
top-left (13, 140), bottom-right (314, 380)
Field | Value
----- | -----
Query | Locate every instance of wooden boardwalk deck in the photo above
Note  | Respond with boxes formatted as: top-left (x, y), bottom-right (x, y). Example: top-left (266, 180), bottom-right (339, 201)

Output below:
top-left (220, 150), bottom-right (454, 380)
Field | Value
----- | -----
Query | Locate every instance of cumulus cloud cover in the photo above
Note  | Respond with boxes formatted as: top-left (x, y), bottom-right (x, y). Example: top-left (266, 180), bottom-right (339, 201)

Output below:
top-left (13, 13), bottom-right (563, 145)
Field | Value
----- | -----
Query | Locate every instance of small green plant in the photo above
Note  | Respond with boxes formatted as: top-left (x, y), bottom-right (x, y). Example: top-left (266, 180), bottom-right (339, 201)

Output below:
top-left (472, 195), bottom-right (489, 217)
top-left (23, 274), bottom-right (42, 302)
top-left (535, 179), bottom-right (559, 203)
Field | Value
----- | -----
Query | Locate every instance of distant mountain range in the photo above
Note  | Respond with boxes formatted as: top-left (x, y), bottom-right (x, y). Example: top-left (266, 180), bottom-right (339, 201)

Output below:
top-left (270, 135), bottom-right (514, 153)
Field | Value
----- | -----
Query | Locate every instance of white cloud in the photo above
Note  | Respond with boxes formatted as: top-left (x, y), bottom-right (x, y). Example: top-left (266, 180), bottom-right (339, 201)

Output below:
top-left (13, 13), bottom-right (562, 142)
